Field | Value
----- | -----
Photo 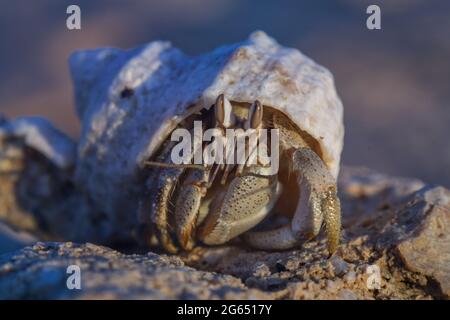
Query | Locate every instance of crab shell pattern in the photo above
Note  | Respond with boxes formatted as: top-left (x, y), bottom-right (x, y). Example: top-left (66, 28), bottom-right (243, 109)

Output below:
top-left (69, 31), bottom-right (344, 244)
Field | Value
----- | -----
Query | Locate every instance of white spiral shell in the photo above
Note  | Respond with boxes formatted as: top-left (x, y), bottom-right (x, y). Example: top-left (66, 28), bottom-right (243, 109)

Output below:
top-left (69, 31), bottom-right (344, 240)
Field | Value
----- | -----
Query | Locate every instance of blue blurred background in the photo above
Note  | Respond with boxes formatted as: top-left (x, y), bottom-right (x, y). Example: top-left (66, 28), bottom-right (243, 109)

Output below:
top-left (1, 0), bottom-right (449, 186)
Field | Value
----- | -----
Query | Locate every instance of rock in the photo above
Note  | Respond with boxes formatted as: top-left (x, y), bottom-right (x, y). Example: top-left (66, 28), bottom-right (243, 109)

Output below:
top-left (330, 255), bottom-right (349, 277)
top-left (338, 289), bottom-right (358, 300)
top-left (0, 242), bottom-right (269, 299)
top-left (338, 166), bottom-right (425, 229)
top-left (396, 187), bottom-right (450, 297)
top-left (0, 116), bottom-right (76, 169)
top-left (0, 222), bottom-right (37, 254)
top-left (0, 116), bottom-right (107, 245)
top-left (253, 263), bottom-right (271, 278)
top-left (343, 271), bottom-right (357, 284)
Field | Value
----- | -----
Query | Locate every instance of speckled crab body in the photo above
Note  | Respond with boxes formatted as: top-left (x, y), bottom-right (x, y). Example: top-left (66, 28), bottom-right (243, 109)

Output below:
top-left (69, 31), bottom-right (344, 254)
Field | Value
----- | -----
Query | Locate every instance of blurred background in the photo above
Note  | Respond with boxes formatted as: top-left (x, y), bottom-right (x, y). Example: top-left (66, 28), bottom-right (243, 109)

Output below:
top-left (0, 0), bottom-right (449, 187)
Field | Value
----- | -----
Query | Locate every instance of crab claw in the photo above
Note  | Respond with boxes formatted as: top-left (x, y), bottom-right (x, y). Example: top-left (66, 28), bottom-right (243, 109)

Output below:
top-left (198, 166), bottom-right (280, 245)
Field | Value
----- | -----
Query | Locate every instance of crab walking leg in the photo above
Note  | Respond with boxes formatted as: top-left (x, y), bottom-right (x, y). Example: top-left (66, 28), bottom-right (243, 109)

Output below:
top-left (174, 168), bottom-right (208, 250)
top-left (243, 147), bottom-right (341, 254)
top-left (292, 147), bottom-right (340, 254)
top-left (144, 139), bottom-right (186, 253)
top-left (146, 122), bottom-right (209, 252)
top-left (151, 173), bottom-right (180, 253)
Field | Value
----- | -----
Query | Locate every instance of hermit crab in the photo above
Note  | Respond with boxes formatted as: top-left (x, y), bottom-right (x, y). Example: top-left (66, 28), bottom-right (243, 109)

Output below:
top-left (69, 31), bottom-right (344, 254)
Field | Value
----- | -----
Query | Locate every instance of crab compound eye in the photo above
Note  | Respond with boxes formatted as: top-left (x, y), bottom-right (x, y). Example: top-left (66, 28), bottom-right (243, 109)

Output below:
top-left (215, 94), bottom-right (234, 128)
top-left (248, 100), bottom-right (263, 129)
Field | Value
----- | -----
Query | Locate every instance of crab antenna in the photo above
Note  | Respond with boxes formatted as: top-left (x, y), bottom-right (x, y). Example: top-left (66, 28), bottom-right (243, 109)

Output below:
top-left (144, 161), bottom-right (205, 170)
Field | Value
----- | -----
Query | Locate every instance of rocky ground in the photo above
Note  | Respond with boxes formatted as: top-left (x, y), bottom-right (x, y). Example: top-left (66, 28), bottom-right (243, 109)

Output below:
top-left (0, 120), bottom-right (449, 299)
top-left (0, 140), bottom-right (449, 300)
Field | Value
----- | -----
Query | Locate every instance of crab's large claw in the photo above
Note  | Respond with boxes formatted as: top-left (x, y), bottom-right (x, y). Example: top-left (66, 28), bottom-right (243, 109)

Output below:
top-left (198, 167), bottom-right (280, 245)
top-left (243, 147), bottom-right (341, 255)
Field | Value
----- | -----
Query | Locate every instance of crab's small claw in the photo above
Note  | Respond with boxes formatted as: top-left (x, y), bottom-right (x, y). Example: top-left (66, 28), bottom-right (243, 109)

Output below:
top-left (243, 147), bottom-right (341, 255)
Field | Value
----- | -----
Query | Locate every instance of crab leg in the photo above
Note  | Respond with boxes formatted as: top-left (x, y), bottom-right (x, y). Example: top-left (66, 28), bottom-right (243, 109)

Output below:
top-left (241, 111), bottom-right (341, 255)
top-left (146, 139), bottom-right (217, 252)
top-left (145, 140), bottom-right (185, 253)
top-left (243, 147), bottom-right (341, 254)
top-left (174, 168), bottom-right (208, 250)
